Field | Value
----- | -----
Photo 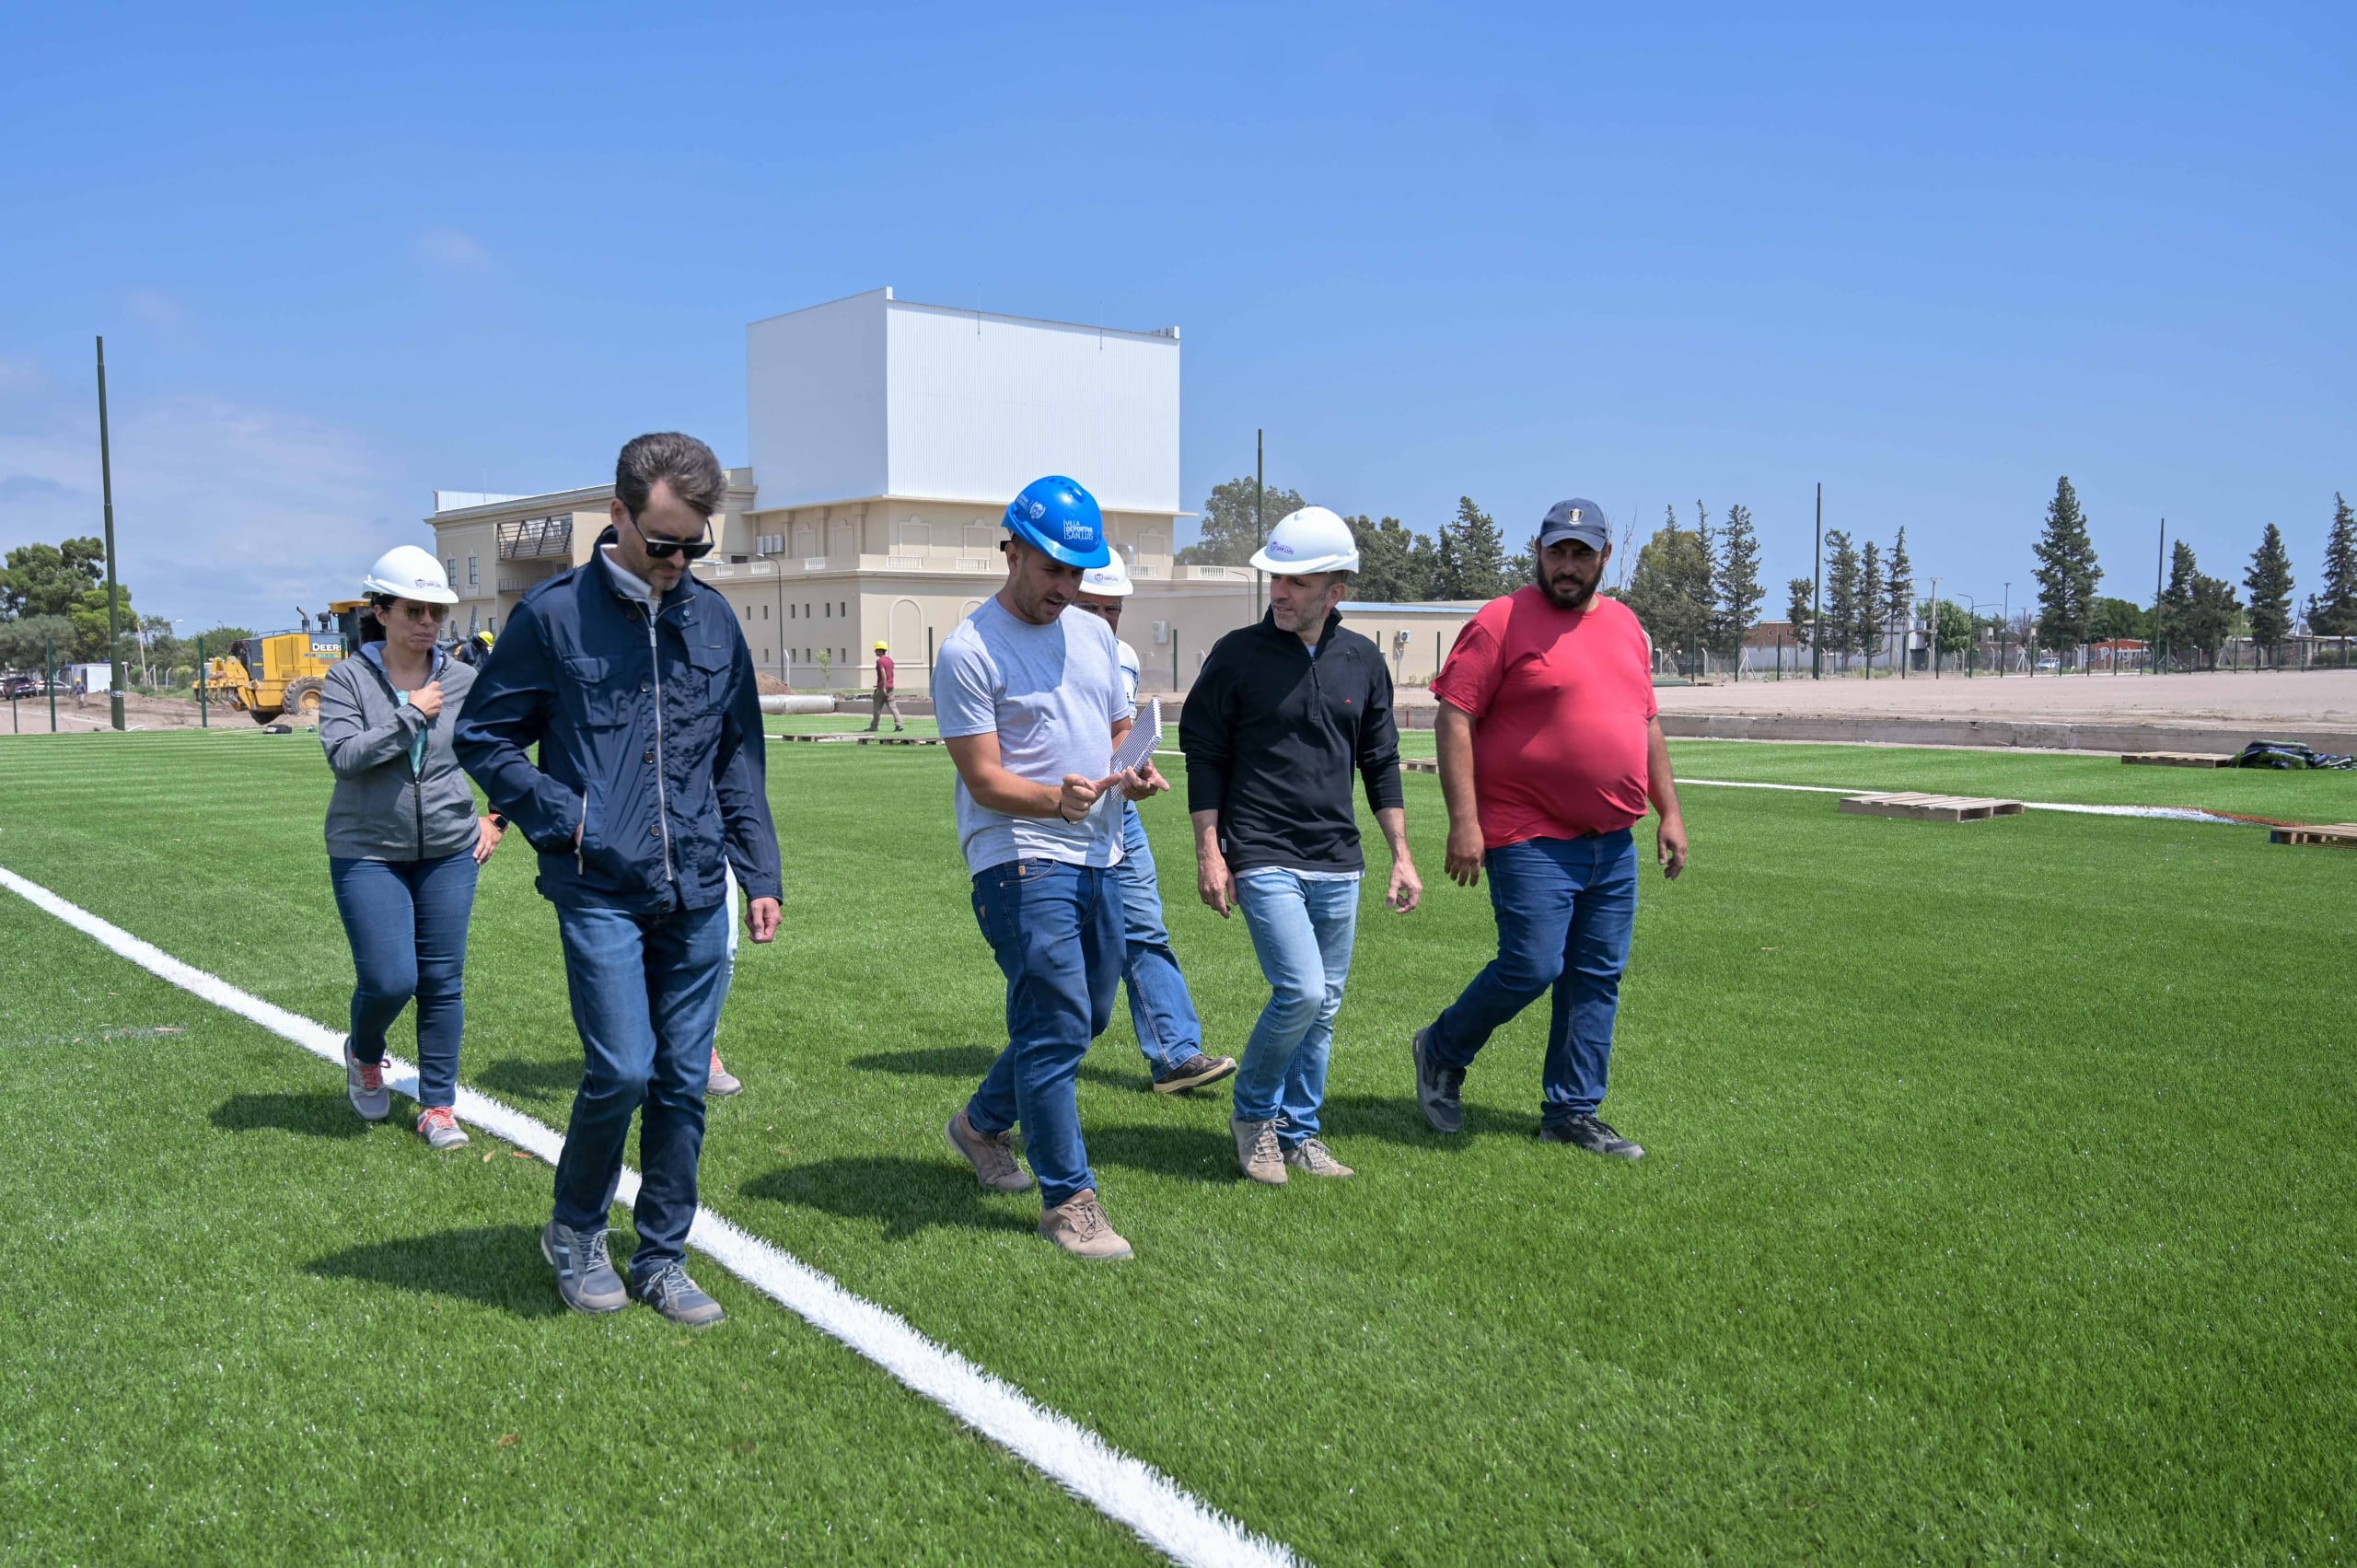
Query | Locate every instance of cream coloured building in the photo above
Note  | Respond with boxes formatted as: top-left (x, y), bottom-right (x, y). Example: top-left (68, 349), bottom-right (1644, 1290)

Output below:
top-left (426, 288), bottom-right (1477, 693)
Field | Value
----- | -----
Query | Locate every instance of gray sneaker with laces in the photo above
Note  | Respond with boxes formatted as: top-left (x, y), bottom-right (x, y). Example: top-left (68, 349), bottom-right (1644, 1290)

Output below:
top-left (540, 1220), bottom-right (628, 1314)
top-left (1539, 1115), bottom-right (1644, 1160)
top-left (631, 1260), bottom-right (726, 1327)
top-left (1282, 1137), bottom-right (1355, 1178)
top-left (1411, 1026), bottom-right (1465, 1134)
top-left (343, 1037), bottom-right (390, 1122)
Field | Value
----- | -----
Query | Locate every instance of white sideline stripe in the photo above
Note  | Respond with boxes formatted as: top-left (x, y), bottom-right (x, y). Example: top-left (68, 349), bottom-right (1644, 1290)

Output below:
top-left (0, 863), bottom-right (1303, 1568)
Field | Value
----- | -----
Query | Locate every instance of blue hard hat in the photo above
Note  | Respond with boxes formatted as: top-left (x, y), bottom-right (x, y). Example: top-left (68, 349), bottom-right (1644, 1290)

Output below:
top-left (1001, 476), bottom-right (1110, 569)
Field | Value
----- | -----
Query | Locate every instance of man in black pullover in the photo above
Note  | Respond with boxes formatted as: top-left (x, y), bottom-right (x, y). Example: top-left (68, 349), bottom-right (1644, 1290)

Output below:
top-left (1179, 505), bottom-right (1422, 1185)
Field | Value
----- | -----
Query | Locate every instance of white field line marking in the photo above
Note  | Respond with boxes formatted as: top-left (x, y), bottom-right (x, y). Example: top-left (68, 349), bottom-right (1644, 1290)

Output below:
top-left (0, 863), bottom-right (1303, 1568)
top-left (1673, 776), bottom-right (2241, 823)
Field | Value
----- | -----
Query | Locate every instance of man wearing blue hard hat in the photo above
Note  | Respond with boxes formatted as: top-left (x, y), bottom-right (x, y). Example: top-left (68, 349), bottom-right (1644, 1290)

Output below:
top-left (937, 475), bottom-right (1167, 1260)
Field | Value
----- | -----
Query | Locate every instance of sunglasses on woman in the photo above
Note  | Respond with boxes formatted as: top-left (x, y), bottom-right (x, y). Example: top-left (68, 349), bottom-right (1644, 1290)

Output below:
top-left (626, 510), bottom-right (715, 561)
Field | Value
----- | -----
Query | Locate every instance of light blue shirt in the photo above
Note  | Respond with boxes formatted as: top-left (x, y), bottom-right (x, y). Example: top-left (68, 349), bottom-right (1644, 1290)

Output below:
top-left (936, 598), bottom-right (1132, 875)
top-left (360, 642), bottom-right (447, 776)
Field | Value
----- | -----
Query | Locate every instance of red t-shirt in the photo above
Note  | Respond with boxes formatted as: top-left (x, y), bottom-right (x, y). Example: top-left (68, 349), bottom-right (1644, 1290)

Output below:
top-left (877, 654), bottom-right (895, 690)
top-left (1431, 587), bottom-right (1658, 849)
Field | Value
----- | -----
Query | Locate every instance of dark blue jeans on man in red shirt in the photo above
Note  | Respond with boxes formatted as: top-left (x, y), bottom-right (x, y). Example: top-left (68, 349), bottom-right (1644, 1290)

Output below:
top-left (1425, 829), bottom-right (1638, 1127)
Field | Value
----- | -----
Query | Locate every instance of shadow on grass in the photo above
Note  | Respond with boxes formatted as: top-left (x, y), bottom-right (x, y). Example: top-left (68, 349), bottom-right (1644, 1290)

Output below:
top-left (846, 1044), bottom-right (1146, 1093)
top-left (473, 1057), bottom-right (582, 1105)
top-left (211, 1091), bottom-right (367, 1140)
top-left (1318, 1091), bottom-right (1534, 1144)
top-left (308, 1223), bottom-right (564, 1318)
top-left (739, 1156), bottom-right (1037, 1241)
top-left (1084, 1121), bottom-right (1239, 1184)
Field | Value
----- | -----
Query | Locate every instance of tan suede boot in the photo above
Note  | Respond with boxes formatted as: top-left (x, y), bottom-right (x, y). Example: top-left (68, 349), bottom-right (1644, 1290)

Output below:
top-left (1231, 1115), bottom-right (1288, 1185)
top-left (1039, 1190), bottom-right (1133, 1260)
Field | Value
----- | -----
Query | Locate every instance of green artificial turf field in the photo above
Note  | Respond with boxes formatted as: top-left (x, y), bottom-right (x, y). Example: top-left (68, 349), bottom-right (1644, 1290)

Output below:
top-left (3, 729), bottom-right (2352, 1565)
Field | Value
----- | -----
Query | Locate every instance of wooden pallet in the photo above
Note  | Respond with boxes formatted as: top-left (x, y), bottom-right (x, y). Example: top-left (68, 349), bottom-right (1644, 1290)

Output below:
top-left (2269, 822), bottom-right (2357, 848)
top-left (2122, 751), bottom-right (2233, 768)
top-left (1403, 757), bottom-right (1438, 774)
top-left (1839, 791), bottom-right (2026, 823)
top-left (776, 732), bottom-right (859, 744)
top-left (855, 735), bottom-right (944, 747)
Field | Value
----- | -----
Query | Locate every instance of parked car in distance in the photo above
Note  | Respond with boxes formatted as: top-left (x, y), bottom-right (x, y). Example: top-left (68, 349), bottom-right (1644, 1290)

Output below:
top-left (4, 673), bottom-right (45, 699)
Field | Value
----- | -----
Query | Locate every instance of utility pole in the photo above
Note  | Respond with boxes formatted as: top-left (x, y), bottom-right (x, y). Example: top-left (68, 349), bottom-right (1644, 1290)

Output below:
top-left (96, 337), bottom-right (126, 730)
top-left (47, 634), bottom-right (58, 732)
top-left (2000, 582), bottom-right (2009, 677)
top-left (196, 634), bottom-right (208, 726)
top-left (1811, 482), bottom-right (1823, 679)
top-left (1252, 428), bottom-right (1265, 623)
top-left (1929, 576), bottom-right (1942, 678)
top-left (2154, 517), bottom-right (2166, 675)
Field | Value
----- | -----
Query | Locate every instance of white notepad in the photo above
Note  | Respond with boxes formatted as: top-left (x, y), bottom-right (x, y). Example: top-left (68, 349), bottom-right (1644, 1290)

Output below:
top-left (1109, 696), bottom-right (1161, 775)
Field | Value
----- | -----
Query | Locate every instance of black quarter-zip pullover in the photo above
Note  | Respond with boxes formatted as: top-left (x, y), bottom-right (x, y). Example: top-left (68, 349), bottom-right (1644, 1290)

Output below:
top-left (1178, 609), bottom-right (1405, 875)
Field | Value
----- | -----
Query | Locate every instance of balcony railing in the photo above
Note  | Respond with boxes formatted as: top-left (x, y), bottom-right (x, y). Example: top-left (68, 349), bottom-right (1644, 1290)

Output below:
top-left (498, 515), bottom-right (575, 560)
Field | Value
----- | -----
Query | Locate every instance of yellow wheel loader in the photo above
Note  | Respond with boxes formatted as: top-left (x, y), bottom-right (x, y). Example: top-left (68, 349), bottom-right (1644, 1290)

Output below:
top-left (200, 601), bottom-right (369, 724)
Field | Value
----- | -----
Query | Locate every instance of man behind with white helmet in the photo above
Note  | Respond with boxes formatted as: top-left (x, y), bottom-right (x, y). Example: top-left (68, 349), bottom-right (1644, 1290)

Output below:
top-left (1074, 554), bottom-right (1237, 1096)
top-left (1179, 505), bottom-right (1422, 1186)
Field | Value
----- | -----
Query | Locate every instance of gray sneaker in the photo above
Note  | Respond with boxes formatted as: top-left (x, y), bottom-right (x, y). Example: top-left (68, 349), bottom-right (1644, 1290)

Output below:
top-left (540, 1220), bottom-right (628, 1314)
top-left (631, 1260), bottom-right (726, 1328)
top-left (1282, 1137), bottom-right (1355, 1178)
top-left (415, 1105), bottom-right (470, 1151)
top-left (343, 1037), bottom-right (390, 1122)
top-left (1411, 1026), bottom-right (1465, 1134)
top-left (707, 1050), bottom-right (743, 1098)
top-left (1231, 1115), bottom-right (1288, 1185)
top-left (1539, 1116), bottom-right (1644, 1160)
top-left (946, 1109), bottom-right (1031, 1193)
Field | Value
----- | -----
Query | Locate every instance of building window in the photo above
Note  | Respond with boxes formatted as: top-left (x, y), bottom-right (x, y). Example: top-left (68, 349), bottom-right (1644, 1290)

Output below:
top-left (466, 555), bottom-right (479, 587)
top-left (762, 603), bottom-right (770, 619)
top-left (469, 608), bottom-right (479, 635)
top-left (445, 558), bottom-right (459, 585)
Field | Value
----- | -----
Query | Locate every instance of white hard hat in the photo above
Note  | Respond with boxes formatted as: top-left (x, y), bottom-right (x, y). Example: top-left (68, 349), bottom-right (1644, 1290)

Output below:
top-left (1249, 505), bottom-right (1360, 575)
top-left (1078, 553), bottom-right (1134, 598)
top-left (362, 545), bottom-right (458, 606)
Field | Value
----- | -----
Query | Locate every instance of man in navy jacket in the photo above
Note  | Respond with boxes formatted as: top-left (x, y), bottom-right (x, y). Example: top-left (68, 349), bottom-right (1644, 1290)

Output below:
top-left (458, 431), bottom-right (782, 1327)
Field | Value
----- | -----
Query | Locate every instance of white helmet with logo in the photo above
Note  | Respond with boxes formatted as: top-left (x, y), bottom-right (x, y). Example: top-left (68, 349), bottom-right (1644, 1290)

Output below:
top-left (1078, 553), bottom-right (1134, 598)
top-left (1248, 505), bottom-right (1360, 575)
top-left (361, 545), bottom-right (459, 606)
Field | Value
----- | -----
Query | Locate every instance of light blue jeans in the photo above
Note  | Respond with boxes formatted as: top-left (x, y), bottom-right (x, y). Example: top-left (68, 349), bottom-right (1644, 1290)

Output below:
top-left (1112, 804), bottom-right (1204, 1076)
top-left (1233, 868), bottom-right (1361, 1145)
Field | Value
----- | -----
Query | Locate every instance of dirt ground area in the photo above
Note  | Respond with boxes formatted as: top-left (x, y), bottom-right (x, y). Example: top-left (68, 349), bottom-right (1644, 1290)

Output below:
top-left (2, 691), bottom-right (244, 734)
top-left (1648, 668), bottom-right (2357, 728)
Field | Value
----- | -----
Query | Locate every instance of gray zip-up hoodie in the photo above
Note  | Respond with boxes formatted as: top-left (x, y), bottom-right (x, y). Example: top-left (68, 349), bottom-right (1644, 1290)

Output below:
top-left (319, 648), bottom-right (481, 862)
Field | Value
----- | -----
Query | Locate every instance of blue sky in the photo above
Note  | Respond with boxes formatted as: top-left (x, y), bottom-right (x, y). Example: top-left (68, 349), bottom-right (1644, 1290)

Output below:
top-left (3, 1), bottom-right (2350, 633)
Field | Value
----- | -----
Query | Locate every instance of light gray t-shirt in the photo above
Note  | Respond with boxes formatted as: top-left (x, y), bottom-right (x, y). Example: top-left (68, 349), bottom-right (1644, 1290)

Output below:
top-left (937, 598), bottom-right (1133, 875)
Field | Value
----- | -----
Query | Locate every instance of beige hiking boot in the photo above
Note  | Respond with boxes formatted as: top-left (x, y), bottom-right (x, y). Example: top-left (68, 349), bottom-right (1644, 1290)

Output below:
top-left (1039, 1189), bottom-right (1133, 1260)
top-left (946, 1109), bottom-right (1031, 1193)
top-left (1231, 1115), bottom-right (1288, 1185)
top-left (1282, 1137), bottom-right (1354, 1178)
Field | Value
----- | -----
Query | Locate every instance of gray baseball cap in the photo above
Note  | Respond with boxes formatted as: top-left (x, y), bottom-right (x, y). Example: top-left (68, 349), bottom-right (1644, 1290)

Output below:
top-left (1538, 498), bottom-right (1610, 551)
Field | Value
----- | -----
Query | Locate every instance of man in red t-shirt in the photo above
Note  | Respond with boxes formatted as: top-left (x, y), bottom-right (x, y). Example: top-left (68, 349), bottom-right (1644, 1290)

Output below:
top-left (1411, 499), bottom-right (1688, 1159)
top-left (865, 640), bottom-right (904, 733)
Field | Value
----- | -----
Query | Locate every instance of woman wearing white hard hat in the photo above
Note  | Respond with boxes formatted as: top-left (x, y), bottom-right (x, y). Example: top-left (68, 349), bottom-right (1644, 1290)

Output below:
top-left (316, 545), bottom-right (505, 1147)
top-left (1074, 553), bottom-right (1237, 1095)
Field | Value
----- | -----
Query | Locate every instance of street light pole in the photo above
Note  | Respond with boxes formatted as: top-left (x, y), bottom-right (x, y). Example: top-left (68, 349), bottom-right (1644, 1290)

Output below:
top-left (96, 336), bottom-right (126, 731)
top-left (1811, 482), bottom-right (1823, 679)
top-left (1928, 575), bottom-right (1942, 678)
top-left (1252, 428), bottom-right (1264, 624)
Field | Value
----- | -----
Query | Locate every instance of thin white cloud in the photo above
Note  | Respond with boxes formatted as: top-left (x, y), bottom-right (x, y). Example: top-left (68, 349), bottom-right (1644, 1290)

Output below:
top-left (0, 355), bottom-right (46, 398)
top-left (417, 227), bottom-right (493, 272)
top-left (0, 394), bottom-right (407, 632)
top-left (124, 289), bottom-right (190, 331)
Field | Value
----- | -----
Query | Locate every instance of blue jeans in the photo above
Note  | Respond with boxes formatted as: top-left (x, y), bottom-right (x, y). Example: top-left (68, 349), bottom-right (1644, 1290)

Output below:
top-left (550, 899), bottom-right (730, 1277)
top-left (965, 859), bottom-right (1124, 1208)
top-left (1427, 830), bottom-right (1639, 1126)
top-left (1112, 805), bottom-right (1203, 1076)
top-left (328, 852), bottom-right (480, 1109)
top-left (1233, 869), bottom-right (1361, 1145)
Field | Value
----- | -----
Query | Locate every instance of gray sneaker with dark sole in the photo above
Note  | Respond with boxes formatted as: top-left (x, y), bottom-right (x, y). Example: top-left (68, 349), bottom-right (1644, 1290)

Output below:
top-left (1411, 1026), bottom-right (1465, 1134)
top-left (344, 1037), bottom-right (390, 1122)
top-left (631, 1260), bottom-right (726, 1327)
top-left (1539, 1116), bottom-right (1644, 1160)
top-left (541, 1220), bottom-right (628, 1314)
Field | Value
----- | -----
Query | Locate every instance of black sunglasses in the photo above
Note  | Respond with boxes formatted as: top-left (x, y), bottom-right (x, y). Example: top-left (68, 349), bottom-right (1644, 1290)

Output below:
top-left (625, 510), bottom-right (715, 561)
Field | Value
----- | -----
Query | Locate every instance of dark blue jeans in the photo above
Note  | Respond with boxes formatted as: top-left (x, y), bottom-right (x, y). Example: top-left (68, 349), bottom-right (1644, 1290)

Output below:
top-left (1112, 804), bottom-right (1204, 1076)
top-left (1427, 830), bottom-right (1638, 1126)
top-left (550, 899), bottom-right (730, 1279)
top-left (965, 859), bottom-right (1124, 1208)
top-left (328, 852), bottom-right (480, 1109)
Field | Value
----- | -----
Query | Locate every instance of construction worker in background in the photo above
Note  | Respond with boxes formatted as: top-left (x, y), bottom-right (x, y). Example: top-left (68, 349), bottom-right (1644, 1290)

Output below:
top-left (938, 475), bottom-right (1162, 1260)
top-left (1074, 554), bottom-right (1237, 1095)
top-left (1179, 505), bottom-right (1421, 1186)
top-left (453, 628), bottom-right (496, 668)
top-left (865, 639), bottom-right (904, 732)
top-left (1411, 499), bottom-right (1687, 1159)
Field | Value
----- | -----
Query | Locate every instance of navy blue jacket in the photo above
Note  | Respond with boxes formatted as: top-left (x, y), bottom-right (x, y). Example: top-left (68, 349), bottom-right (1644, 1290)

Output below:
top-left (455, 534), bottom-right (783, 913)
